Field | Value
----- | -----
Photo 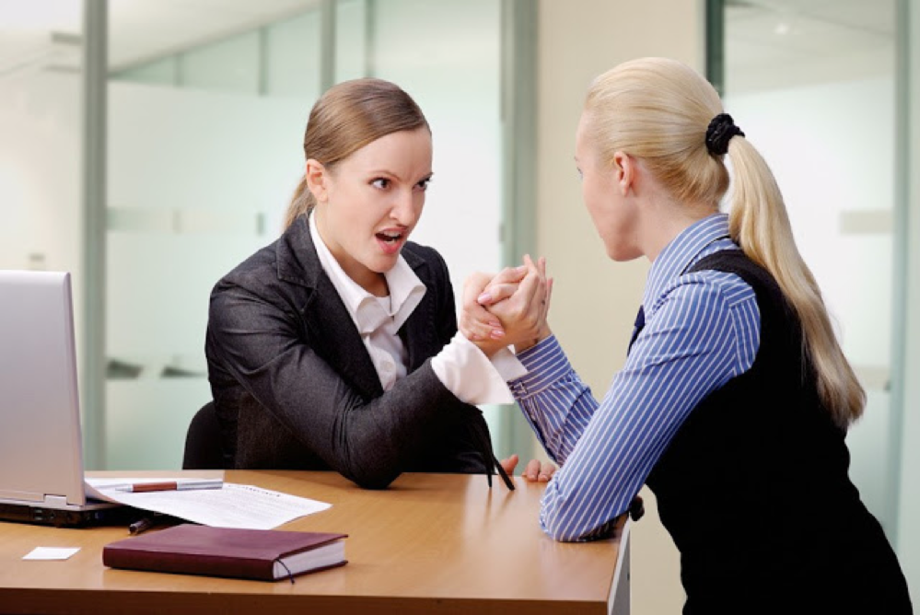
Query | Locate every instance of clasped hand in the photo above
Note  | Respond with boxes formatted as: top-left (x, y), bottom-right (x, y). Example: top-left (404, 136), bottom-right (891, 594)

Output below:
top-left (461, 255), bottom-right (555, 483)
top-left (460, 254), bottom-right (553, 357)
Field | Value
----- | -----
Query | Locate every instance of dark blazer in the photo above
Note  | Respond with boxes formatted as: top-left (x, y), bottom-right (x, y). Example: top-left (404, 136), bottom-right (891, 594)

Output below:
top-left (205, 215), bottom-right (492, 489)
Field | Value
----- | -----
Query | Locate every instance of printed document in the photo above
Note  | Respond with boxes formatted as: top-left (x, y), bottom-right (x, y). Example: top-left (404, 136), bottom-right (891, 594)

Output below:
top-left (86, 478), bottom-right (331, 530)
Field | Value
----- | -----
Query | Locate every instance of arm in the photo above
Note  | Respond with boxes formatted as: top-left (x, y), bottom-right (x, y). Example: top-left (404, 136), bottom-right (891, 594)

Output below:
top-left (208, 276), bottom-right (475, 489)
top-left (510, 336), bottom-right (600, 465)
top-left (516, 276), bottom-right (759, 541)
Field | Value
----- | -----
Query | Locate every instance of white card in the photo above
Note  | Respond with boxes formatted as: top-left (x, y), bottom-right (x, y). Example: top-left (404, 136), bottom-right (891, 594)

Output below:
top-left (23, 547), bottom-right (81, 561)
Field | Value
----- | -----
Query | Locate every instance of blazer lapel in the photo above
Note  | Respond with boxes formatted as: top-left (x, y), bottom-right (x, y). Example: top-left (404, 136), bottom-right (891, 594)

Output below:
top-left (278, 215), bottom-right (383, 399)
top-left (305, 277), bottom-right (384, 399)
top-left (399, 249), bottom-right (437, 372)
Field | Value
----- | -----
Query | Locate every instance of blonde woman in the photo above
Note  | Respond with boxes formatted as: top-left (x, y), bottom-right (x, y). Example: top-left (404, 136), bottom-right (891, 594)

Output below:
top-left (465, 58), bottom-right (911, 613)
top-left (206, 78), bottom-right (552, 489)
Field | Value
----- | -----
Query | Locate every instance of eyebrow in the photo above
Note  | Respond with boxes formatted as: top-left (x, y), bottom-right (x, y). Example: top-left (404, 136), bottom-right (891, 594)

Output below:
top-left (367, 170), bottom-right (434, 181)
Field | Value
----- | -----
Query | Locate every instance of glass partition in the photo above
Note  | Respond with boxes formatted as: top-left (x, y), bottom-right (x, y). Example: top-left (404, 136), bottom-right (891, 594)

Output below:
top-left (2, 0), bottom-right (525, 472)
top-left (717, 0), bottom-right (900, 533)
top-left (0, 3), bottom-right (86, 427)
top-left (105, 0), bottom-right (507, 469)
top-left (896, 0), bottom-right (919, 591)
top-left (0, 29), bottom-right (83, 277)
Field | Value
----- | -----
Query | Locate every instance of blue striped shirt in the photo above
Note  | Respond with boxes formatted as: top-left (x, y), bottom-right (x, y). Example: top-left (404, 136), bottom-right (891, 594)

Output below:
top-left (508, 214), bottom-right (761, 541)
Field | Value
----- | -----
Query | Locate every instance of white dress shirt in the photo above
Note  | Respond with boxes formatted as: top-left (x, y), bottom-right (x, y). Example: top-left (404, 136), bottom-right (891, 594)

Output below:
top-left (309, 214), bottom-right (523, 402)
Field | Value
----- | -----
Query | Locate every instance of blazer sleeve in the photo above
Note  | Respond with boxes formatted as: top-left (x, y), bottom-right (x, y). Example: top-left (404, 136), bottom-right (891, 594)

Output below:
top-left (207, 261), bottom-right (479, 489)
top-left (417, 246), bottom-right (495, 473)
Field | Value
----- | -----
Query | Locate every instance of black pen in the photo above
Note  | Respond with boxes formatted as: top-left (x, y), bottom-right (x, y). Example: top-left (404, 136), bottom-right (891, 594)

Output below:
top-left (128, 514), bottom-right (161, 535)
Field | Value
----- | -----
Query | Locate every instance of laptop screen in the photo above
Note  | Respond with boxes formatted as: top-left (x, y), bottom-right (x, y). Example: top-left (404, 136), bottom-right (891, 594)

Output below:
top-left (0, 271), bottom-right (86, 507)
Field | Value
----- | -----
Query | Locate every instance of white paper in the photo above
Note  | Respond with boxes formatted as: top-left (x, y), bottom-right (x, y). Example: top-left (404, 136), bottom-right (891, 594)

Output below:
top-left (84, 479), bottom-right (331, 530)
top-left (23, 547), bottom-right (80, 561)
top-left (85, 477), bottom-right (223, 498)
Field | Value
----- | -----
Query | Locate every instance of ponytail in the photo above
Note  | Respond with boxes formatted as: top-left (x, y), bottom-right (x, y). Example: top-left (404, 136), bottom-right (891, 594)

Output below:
top-left (283, 176), bottom-right (313, 230)
top-left (726, 137), bottom-right (865, 428)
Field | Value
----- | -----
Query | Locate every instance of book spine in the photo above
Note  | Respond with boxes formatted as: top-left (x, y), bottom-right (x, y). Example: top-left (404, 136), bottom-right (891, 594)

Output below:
top-left (103, 547), bottom-right (273, 581)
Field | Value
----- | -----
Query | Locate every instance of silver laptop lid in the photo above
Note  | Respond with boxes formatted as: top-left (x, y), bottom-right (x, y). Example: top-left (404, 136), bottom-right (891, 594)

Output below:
top-left (0, 270), bottom-right (86, 507)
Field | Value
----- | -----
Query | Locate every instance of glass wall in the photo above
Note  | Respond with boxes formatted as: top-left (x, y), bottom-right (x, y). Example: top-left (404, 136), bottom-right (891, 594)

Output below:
top-left (1, 0), bottom-right (523, 473)
top-left (105, 4), bottom-right (319, 470)
top-left (897, 0), bottom-right (920, 594)
top-left (723, 0), bottom-right (898, 530)
top-left (715, 0), bottom-right (916, 591)
top-left (0, 2), bottom-right (86, 423)
top-left (101, 0), bottom-right (507, 469)
top-left (0, 18), bottom-right (83, 277)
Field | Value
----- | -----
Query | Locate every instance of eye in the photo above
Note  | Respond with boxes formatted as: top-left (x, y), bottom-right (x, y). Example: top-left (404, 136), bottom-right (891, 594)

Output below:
top-left (576, 167), bottom-right (583, 181)
top-left (371, 178), bottom-right (390, 190)
top-left (415, 176), bottom-right (432, 191)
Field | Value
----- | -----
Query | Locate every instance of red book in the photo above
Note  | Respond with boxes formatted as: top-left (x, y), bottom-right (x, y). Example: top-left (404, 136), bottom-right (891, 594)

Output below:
top-left (103, 524), bottom-right (347, 581)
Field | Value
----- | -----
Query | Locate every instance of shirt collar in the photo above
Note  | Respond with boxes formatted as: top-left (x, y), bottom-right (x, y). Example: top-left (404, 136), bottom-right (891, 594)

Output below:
top-left (309, 212), bottom-right (426, 334)
top-left (642, 213), bottom-right (733, 312)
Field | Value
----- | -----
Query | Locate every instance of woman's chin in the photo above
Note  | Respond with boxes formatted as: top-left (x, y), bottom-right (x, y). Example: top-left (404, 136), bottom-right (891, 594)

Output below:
top-left (605, 244), bottom-right (642, 262)
top-left (368, 253), bottom-right (400, 274)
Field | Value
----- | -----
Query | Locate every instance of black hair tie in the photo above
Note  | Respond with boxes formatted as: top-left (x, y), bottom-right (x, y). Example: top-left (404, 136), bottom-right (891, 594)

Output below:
top-left (705, 113), bottom-right (744, 156)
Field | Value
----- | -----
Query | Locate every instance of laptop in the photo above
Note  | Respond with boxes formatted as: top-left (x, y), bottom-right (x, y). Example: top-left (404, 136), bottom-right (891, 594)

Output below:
top-left (0, 270), bottom-right (130, 527)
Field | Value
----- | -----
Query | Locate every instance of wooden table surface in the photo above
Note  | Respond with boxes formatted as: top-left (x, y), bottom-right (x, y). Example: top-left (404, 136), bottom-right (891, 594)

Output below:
top-left (0, 470), bottom-right (627, 615)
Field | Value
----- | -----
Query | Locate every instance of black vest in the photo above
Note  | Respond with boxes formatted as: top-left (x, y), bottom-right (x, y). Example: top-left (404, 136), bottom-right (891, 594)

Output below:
top-left (643, 250), bottom-right (911, 615)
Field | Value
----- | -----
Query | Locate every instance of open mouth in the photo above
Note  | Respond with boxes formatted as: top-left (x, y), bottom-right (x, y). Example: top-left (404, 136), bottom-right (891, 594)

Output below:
top-left (376, 231), bottom-right (403, 244)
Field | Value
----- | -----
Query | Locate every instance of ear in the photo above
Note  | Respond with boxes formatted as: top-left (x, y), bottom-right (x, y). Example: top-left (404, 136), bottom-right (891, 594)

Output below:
top-left (612, 151), bottom-right (635, 196)
top-left (305, 158), bottom-right (329, 203)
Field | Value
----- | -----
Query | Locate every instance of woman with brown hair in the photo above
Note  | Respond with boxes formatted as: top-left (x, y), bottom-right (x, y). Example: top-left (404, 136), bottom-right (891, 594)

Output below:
top-left (205, 78), bottom-right (552, 489)
top-left (466, 58), bottom-right (912, 613)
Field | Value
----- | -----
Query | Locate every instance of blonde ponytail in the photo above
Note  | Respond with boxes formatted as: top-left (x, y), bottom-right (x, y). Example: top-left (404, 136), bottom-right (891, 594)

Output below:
top-left (726, 137), bottom-right (864, 428)
top-left (584, 57), bottom-right (864, 429)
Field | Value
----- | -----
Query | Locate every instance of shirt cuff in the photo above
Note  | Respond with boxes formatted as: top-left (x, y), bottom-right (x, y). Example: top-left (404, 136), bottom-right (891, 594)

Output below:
top-left (507, 335), bottom-right (572, 399)
top-left (431, 332), bottom-right (515, 405)
top-left (491, 346), bottom-right (528, 382)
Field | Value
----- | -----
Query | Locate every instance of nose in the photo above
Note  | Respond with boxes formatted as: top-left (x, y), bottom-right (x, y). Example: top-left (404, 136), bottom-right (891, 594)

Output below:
top-left (389, 188), bottom-right (420, 227)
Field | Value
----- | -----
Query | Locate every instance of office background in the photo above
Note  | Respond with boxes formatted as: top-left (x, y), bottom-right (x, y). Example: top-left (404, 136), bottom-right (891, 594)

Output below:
top-left (0, 0), bottom-right (916, 612)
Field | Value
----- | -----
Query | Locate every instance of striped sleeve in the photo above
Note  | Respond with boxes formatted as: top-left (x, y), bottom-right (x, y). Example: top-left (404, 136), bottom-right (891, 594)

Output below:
top-left (510, 336), bottom-right (598, 465)
top-left (511, 271), bottom-right (759, 541)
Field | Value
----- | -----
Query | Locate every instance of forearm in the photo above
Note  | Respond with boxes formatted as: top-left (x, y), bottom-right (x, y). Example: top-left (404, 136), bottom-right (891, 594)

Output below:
top-left (510, 335), bottom-right (598, 464)
top-left (248, 355), bottom-right (463, 488)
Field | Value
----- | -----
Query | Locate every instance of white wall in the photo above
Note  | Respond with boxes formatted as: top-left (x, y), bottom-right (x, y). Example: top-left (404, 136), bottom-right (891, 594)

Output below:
top-left (536, 2), bottom-right (703, 613)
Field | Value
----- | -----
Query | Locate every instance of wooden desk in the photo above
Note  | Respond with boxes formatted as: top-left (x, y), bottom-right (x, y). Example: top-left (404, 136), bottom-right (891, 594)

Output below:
top-left (0, 471), bottom-right (629, 615)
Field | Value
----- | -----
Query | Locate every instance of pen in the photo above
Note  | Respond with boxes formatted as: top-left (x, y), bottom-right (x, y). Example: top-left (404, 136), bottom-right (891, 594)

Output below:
top-left (114, 479), bottom-right (223, 493)
top-left (128, 516), bottom-right (156, 535)
top-left (128, 513), bottom-right (176, 535)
